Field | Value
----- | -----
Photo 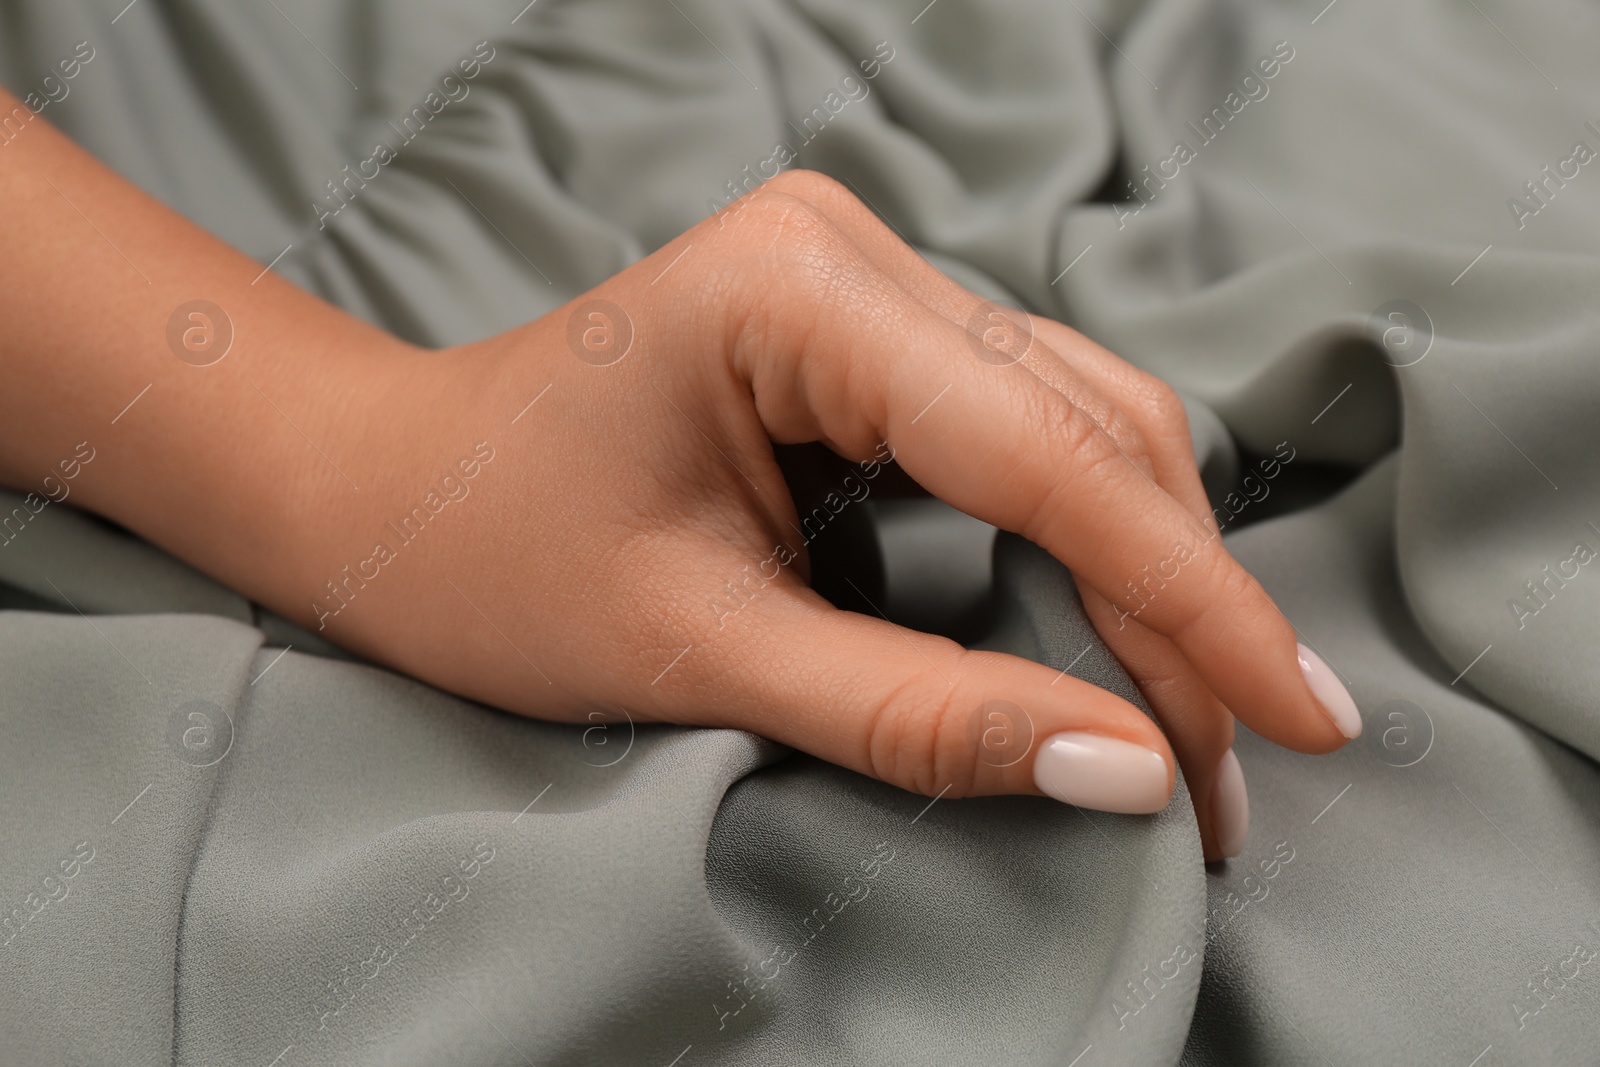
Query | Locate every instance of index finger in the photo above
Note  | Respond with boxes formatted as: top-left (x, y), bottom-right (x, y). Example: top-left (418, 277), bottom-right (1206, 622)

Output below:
top-left (702, 187), bottom-right (1360, 754)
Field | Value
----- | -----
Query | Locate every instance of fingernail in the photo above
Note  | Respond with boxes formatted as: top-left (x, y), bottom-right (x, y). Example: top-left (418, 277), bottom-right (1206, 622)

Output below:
top-left (1032, 732), bottom-right (1170, 814)
top-left (1211, 748), bottom-right (1249, 859)
top-left (1296, 642), bottom-right (1361, 738)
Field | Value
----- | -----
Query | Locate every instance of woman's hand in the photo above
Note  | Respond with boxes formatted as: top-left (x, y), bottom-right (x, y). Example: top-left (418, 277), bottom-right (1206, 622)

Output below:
top-left (281, 171), bottom-right (1360, 860)
top-left (0, 85), bottom-right (1358, 861)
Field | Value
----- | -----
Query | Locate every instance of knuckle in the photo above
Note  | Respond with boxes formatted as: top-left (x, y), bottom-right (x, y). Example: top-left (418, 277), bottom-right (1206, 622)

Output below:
top-left (762, 167), bottom-right (851, 208)
top-left (1175, 556), bottom-right (1264, 643)
top-left (703, 188), bottom-right (855, 357)
top-left (1022, 477), bottom-right (1077, 549)
top-left (1021, 401), bottom-right (1124, 540)
top-left (762, 170), bottom-right (894, 242)
top-left (1215, 557), bottom-right (1265, 609)
top-left (1144, 379), bottom-right (1189, 430)
top-left (1056, 394), bottom-right (1115, 460)
top-left (1105, 408), bottom-right (1153, 471)
top-left (715, 189), bottom-right (865, 303)
top-left (1060, 403), bottom-right (1131, 486)
top-left (731, 187), bottom-right (840, 256)
top-left (1135, 377), bottom-right (1196, 455)
top-left (861, 654), bottom-right (980, 798)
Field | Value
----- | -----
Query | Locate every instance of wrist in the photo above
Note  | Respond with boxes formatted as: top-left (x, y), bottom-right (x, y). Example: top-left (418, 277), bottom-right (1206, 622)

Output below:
top-left (248, 338), bottom-right (509, 642)
top-left (68, 319), bottom-right (449, 625)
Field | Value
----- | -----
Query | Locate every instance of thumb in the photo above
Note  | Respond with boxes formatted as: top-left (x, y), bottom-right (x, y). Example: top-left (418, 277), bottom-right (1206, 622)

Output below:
top-left (691, 587), bottom-right (1177, 813)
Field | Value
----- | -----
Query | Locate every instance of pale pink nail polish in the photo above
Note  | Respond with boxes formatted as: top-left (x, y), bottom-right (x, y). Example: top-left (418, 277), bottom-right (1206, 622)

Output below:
top-left (1032, 732), bottom-right (1171, 814)
top-left (1296, 642), bottom-right (1361, 738)
top-left (1211, 748), bottom-right (1249, 859)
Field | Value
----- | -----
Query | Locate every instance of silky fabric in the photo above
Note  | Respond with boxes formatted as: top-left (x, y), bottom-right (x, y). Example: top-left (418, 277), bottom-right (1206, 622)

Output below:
top-left (2, 0), bottom-right (1599, 1063)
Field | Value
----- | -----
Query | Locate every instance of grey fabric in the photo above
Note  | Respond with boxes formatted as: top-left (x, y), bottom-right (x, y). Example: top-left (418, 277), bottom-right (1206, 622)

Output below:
top-left (2, 0), bottom-right (1599, 1064)
top-left (1184, 459), bottom-right (1600, 1067)
top-left (0, 514), bottom-right (1202, 1067)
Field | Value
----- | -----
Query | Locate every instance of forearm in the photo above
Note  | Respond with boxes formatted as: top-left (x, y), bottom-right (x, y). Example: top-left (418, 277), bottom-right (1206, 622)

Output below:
top-left (0, 87), bottom-right (454, 619)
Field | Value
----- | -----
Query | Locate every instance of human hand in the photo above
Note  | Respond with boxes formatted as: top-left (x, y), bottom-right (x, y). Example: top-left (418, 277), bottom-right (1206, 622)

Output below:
top-left (0, 105), bottom-right (1357, 863)
top-left (273, 171), bottom-right (1359, 860)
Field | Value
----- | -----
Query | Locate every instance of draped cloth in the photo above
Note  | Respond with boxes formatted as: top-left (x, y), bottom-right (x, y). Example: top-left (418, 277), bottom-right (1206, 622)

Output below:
top-left (2, 0), bottom-right (1598, 1063)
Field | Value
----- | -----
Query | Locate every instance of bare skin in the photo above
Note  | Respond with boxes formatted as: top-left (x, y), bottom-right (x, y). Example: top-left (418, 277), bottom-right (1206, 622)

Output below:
top-left (0, 88), bottom-right (1353, 861)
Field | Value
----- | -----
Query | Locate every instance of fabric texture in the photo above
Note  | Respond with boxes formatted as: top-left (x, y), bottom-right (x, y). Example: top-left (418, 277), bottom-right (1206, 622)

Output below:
top-left (3, 0), bottom-right (1600, 1063)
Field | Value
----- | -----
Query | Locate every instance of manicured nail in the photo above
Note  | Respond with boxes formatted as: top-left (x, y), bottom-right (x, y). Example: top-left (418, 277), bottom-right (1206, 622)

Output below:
top-left (1032, 732), bottom-right (1170, 814)
top-left (1296, 642), bottom-right (1361, 738)
top-left (1211, 748), bottom-right (1249, 859)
